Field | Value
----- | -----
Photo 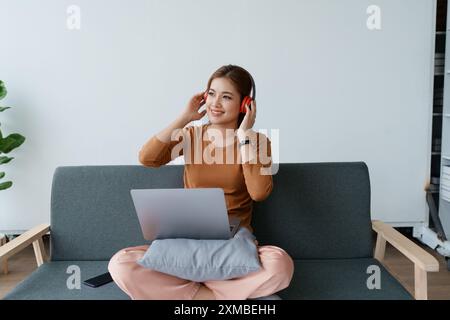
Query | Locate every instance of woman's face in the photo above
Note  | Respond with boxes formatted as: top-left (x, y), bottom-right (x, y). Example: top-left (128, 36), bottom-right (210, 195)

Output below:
top-left (206, 77), bottom-right (241, 128)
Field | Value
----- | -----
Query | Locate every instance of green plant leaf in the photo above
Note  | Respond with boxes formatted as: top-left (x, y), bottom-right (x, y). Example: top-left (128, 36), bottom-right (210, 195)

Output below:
top-left (0, 172), bottom-right (4, 179)
top-left (0, 133), bottom-right (25, 153)
top-left (0, 156), bottom-right (14, 164)
top-left (0, 80), bottom-right (6, 100)
top-left (0, 106), bottom-right (11, 112)
top-left (0, 181), bottom-right (13, 190)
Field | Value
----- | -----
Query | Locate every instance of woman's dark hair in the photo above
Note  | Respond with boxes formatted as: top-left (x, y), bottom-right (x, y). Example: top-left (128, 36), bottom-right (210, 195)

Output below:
top-left (205, 65), bottom-right (253, 128)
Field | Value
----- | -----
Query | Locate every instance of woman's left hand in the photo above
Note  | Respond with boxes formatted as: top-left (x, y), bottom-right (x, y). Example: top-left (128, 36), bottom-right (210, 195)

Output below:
top-left (238, 100), bottom-right (256, 133)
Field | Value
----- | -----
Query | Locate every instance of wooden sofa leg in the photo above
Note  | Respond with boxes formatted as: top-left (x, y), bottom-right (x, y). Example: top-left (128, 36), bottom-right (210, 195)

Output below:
top-left (0, 234), bottom-right (8, 274)
top-left (374, 234), bottom-right (386, 262)
top-left (32, 238), bottom-right (47, 267)
top-left (415, 265), bottom-right (428, 300)
top-left (1, 258), bottom-right (7, 275)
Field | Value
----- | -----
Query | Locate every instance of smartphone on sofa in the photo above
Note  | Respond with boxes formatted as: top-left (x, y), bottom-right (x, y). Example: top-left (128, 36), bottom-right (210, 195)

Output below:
top-left (83, 272), bottom-right (113, 288)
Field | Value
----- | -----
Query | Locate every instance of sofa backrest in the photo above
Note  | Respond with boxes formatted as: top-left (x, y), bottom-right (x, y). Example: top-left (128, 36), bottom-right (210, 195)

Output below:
top-left (50, 162), bottom-right (373, 261)
top-left (252, 162), bottom-right (373, 259)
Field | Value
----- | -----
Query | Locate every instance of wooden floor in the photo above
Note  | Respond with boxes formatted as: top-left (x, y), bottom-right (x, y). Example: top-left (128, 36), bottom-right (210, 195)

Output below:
top-left (1, 236), bottom-right (449, 300)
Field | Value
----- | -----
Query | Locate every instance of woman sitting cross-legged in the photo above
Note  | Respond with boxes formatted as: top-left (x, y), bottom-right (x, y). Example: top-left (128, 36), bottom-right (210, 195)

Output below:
top-left (108, 64), bottom-right (294, 300)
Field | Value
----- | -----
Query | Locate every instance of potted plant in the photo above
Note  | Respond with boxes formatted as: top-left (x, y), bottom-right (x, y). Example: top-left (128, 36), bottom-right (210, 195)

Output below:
top-left (0, 80), bottom-right (25, 190)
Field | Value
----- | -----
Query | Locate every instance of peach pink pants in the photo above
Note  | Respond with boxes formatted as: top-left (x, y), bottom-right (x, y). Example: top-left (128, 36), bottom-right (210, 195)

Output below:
top-left (108, 244), bottom-right (294, 300)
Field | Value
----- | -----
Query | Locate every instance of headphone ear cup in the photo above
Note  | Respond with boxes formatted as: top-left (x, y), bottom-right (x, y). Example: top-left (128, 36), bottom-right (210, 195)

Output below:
top-left (240, 96), bottom-right (250, 113)
top-left (240, 98), bottom-right (245, 113)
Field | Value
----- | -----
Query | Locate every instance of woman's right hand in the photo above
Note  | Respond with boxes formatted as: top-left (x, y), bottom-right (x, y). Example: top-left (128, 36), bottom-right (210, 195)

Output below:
top-left (179, 91), bottom-right (207, 123)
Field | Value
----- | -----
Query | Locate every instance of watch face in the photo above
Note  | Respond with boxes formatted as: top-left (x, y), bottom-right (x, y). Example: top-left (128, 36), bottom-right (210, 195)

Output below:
top-left (240, 139), bottom-right (252, 147)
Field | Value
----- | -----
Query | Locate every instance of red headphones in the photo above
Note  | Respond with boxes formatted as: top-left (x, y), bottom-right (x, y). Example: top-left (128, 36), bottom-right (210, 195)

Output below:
top-left (203, 74), bottom-right (256, 114)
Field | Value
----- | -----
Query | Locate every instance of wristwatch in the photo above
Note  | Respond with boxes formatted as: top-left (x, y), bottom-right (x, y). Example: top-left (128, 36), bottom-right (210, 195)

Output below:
top-left (239, 139), bottom-right (251, 147)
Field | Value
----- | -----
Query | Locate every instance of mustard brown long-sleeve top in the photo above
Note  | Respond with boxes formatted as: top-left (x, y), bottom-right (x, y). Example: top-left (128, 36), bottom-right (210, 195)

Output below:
top-left (138, 123), bottom-right (273, 233)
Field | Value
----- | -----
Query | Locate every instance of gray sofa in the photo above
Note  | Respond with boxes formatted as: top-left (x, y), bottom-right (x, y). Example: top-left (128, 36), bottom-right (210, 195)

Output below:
top-left (0, 162), bottom-right (439, 299)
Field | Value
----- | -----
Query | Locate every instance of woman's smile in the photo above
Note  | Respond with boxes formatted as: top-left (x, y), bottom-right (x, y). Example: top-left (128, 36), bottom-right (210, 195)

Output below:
top-left (210, 108), bottom-right (225, 116)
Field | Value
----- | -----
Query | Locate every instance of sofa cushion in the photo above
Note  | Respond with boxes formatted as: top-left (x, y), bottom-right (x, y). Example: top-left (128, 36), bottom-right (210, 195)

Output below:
top-left (3, 258), bottom-right (412, 300)
top-left (278, 258), bottom-right (413, 300)
top-left (252, 162), bottom-right (374, 260)
top-left (137, 227), bottom-right (261, 282)
top-left (50, 165), bottom-right (184, 261)
top-left (3, 261), bottom-right (129, 300)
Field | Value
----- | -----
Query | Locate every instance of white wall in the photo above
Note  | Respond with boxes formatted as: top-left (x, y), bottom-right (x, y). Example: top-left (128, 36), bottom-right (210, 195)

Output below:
top-left (0, 0), bottom-right (435, 232)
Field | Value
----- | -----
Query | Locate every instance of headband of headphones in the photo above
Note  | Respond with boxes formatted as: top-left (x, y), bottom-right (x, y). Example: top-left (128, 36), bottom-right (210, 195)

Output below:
top-left (248, 73), bottom-right (256, 101)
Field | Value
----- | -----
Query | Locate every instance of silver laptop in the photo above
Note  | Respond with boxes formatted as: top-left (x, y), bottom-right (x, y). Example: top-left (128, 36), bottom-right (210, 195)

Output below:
top-left (130, 188), bottom-right (241, 240)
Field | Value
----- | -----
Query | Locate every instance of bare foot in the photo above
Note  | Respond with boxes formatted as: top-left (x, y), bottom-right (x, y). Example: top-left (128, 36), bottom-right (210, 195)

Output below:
top-left (192, 284), bottom-right (216, 300)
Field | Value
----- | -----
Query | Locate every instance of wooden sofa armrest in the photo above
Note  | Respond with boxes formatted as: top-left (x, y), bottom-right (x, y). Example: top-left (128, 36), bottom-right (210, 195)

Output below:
top-left (372, 220), bottom-right (439, 300)
top-left (0, 224), bottom-right (50, 272)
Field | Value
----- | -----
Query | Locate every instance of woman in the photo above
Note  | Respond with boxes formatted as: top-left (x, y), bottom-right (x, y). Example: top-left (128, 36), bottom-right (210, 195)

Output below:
top-left (108, 65), bottom-right (294, 300)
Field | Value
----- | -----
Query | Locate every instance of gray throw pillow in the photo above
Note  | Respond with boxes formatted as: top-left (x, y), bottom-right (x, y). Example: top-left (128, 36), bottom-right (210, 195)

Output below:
top-left (137, 227), bottom-right (261, 282)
